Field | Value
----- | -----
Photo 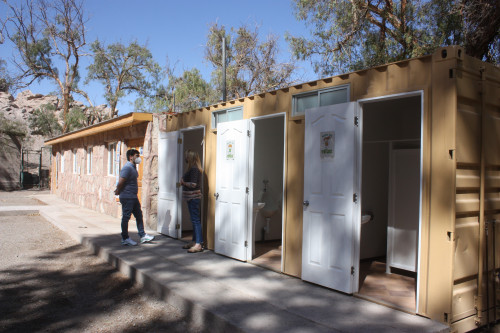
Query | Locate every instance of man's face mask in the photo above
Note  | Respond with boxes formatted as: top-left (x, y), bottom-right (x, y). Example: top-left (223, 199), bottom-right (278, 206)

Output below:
top-left (134, 157), bottom-right (141, 164)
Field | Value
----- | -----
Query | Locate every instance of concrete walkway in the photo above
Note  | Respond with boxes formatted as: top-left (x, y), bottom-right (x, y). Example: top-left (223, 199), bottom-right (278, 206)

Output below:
top-left (2, 193), bottom-right (450, 333)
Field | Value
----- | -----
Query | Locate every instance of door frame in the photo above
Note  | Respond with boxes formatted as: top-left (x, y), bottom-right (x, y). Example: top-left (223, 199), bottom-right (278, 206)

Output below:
top-left (247, 113), bottom-right (287, 265)
top-left (356, 90), bottom-right (424, 312)
top-left (178, 125), bottom-right (206, 239)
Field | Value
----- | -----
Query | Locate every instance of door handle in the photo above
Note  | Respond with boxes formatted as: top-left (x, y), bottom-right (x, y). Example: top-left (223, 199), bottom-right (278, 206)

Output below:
top-left (214, 193), bottom-right (219, 200)
top-left (303, 200), bottom-right (309, 207)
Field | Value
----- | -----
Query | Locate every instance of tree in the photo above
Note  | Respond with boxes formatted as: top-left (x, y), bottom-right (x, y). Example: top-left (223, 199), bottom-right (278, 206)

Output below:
top-left (134, 67), bottom-right (215, 114)
top-left (423, 0), bottom-right (500, 64)
top-left (0, 58), bottom-right (15, 93)
top-left (1, 0), bottom-right (92, 132)
top-left (205, 23), bottom-right (297, 100)
top-left (86, 40), bottom-right (161, 118)
top-left (65, 106), bottom-right (86, 132)
top-left (288, 0), bottom-right (500, 76)
top-left (167, 68), bottom-right (215, 113)
top-left (29, 103), bottom-right (62, 136)
top-left (287, 0), bottom-right (432, 75)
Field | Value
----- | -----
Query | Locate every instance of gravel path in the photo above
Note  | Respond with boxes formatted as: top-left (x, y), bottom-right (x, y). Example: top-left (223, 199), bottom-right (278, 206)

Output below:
top-left (0, 191), bottom-right (200, 333)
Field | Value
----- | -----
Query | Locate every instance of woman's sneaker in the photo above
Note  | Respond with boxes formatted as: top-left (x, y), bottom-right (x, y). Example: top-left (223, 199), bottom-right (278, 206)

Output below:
top-left (121, 238), bottom-right (137, 246)
top-left (140, 234), bottom-right (155, 243)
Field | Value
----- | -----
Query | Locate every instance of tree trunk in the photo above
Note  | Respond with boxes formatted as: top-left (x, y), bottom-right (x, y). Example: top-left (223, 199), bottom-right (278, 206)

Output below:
top-left (62, 91), bottom-right (70, 133)
top-left (110, 100), bottom-right (118, 119)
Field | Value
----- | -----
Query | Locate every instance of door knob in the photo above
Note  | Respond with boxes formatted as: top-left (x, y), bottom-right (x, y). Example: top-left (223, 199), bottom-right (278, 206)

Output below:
top-left (214, 193), bottom-right (219, 199)
top-left (303, 200), bottom-right (309, 207)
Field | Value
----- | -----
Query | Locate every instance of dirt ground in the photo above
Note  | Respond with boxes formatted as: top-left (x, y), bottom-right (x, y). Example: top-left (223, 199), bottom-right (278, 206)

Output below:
top-left (0, 190), bottom-right (200, 333)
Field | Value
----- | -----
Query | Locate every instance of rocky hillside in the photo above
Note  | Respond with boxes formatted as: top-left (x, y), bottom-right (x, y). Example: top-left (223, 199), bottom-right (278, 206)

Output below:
top-left (0, 90), bottom-right (111, 190)
top-left (0, 90), bottom-right (111, 135)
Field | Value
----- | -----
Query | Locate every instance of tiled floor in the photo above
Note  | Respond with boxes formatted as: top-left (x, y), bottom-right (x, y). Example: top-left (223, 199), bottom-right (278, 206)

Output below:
top-left (251, 240), bottom-right (282, 272)
top-left (358, 260), bottom-right (416, 312)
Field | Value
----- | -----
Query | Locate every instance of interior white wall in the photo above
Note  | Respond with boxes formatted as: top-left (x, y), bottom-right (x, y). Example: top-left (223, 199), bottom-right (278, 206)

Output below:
top-left (181, 129), bottom-right (204, 231)
top-left (360, 96), bottom-right (421, 260)
top-left (253, 116), bottom-right (284, 241)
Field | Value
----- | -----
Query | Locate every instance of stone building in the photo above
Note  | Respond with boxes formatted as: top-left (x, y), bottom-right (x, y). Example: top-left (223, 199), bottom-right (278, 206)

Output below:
top-left (44, 112), bottom-right (158, 229)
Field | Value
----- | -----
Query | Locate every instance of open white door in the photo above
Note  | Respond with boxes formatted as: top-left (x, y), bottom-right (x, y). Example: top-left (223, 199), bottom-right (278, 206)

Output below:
top-left (157, 131), bottom-right (180, 238)
top-left (302, 102), bottom-right (359, 293)
top-left (214, 119), bottom-right (250, 261)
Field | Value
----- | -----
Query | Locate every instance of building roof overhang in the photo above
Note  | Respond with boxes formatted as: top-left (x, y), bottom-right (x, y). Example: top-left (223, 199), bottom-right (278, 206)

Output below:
top-left (44, 112), bottom-right (153, 146)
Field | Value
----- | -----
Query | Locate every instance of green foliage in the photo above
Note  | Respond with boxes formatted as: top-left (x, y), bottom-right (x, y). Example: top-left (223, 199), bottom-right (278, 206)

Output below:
top-left (29, 104), bottom-right (62, 137)
top-left (86, 40), bottom-right (162, 118)
top-left (134, 85), bottom-right (171, 114)
top-left (0, 58), bottom-right (14, 93)
top-left (167, 68), bottom-right (216, 113)
top-left (64, 106), bottom-right (87, 132)
top-left (205, 23), bottom-right (296, 100)
top-left (288, 0), bottom-right (500, 75)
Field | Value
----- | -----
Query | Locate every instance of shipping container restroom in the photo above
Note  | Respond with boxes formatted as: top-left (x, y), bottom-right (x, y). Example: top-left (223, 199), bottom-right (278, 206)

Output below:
top-left (356, 93), bottom-right (423, 312)
top-left (158, 47), bottom-right (500, 332)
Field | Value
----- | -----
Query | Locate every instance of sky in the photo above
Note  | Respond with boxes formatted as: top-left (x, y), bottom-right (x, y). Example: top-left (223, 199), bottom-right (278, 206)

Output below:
top-left (0, 0), bottom-right (317, 115)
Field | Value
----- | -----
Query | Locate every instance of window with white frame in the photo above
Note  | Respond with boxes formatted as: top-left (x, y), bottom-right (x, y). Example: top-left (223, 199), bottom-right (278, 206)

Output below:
top-left (72, 149), bottom-right (79, 174)
top-left (87, 147), bottom-right (93, 175)
top-left (60, 151), bottom-right (65, 173)
top-left (108, 143), bottom-right (118, 176)
top-left (211, 106), bottom-right (243, 129)
top-left (292, 85), bottom-right (350, 117)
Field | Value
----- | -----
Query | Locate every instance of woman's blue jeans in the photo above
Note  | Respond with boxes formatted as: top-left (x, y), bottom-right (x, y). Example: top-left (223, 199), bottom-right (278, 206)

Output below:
top-left (187, 199), bottom-right (202, 244)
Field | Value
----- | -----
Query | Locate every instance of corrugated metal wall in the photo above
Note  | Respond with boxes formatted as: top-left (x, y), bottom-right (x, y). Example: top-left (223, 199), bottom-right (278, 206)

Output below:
top-left (453, 55), bottom-right (500, 331)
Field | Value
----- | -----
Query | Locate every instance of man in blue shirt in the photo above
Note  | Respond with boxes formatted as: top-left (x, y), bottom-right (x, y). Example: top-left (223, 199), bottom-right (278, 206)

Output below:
top-left (114, 149), bottom-right (154, 246)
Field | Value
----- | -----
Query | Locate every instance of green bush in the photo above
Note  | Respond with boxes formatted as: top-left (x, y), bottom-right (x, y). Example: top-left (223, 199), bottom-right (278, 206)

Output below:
top-left (29, 104), bottom-right (62, 137)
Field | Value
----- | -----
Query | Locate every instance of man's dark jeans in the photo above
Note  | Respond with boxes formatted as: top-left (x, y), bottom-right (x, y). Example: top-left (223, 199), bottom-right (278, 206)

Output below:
top-left (119, 197), bottom-right (145, 240)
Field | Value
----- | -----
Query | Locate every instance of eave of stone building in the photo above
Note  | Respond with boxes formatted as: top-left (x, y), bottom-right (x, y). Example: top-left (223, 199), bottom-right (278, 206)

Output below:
top-left (44, 112), bottom-right (153, 145)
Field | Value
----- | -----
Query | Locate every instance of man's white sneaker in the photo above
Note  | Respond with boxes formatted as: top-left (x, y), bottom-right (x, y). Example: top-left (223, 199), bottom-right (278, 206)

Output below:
top-left (140, 234), bottom-right (155, 243)
top-left (121, 238), bottom-right (137, 246)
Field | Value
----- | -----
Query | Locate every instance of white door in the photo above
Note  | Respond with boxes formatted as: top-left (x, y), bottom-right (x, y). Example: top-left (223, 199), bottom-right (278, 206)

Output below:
top-left (214, 119), bottom-right (250, 261)
top-left (302, 102), bottom-right (359, 293)
top-left (157, 131), bottom-right (180, 238)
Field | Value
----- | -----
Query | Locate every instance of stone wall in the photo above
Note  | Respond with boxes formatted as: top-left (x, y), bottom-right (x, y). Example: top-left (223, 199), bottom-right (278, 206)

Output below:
top-left (140, 115), bottom-right (160, 230)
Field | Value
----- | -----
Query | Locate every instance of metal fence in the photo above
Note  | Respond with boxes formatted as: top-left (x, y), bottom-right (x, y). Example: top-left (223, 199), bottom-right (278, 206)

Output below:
top-left (20, 147), bottom-right (51, 189)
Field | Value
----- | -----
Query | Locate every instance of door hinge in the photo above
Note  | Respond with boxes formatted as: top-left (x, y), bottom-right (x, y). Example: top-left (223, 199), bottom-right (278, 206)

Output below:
top-left (354, 116), bottom-right (359, 127)
top-left (246, 187), bottom-right (249, 194)
top-left (177, 138), bottom-right (182, 144)
top-left (175, 224), bottom-right (180, 230)
top-left (353, 193), bottom-right (358, 203)
top-left (247, 130), bottom-right (251, 137)
top-left (245, 241), bottom-right (248, 247)
top-left (351, 266), bottom-right (355, 275)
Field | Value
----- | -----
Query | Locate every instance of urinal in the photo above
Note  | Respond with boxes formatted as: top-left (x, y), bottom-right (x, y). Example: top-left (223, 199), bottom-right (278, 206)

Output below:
top-left (361, 212), bottom-right (374, 225)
